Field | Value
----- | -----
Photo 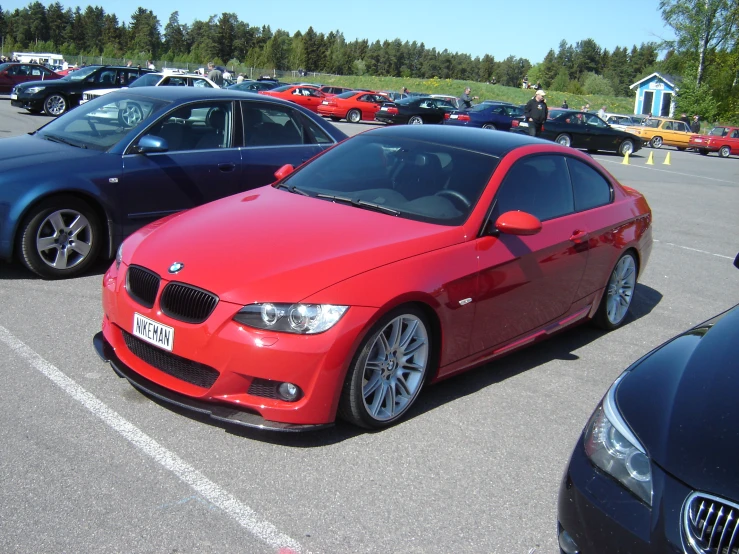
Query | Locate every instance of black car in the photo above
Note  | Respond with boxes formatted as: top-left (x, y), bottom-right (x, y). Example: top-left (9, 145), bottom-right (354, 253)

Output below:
top-left (375, 96), bottom-right (455, 125)
top-left (227, 80), bottom-right (281, 93)
top-left (512, 108), bottom-right (642, 156)
top-left (11, 64), bottom-right (153, 116)
top-left (558, 253), bottom-right (739, 554)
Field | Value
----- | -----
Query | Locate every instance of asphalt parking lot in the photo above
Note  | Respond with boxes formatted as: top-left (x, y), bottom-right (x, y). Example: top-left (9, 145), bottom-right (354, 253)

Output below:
top-left (1, 96), bottom-right (738, 554)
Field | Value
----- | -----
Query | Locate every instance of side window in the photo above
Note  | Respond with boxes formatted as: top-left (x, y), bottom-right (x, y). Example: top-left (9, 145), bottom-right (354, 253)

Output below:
top-left (567, 158), bottom-right (612, 212)
top-left (151, 102), bottom-right (232, 152)
top-left (242, 102), bottom-right (313, 147)
top-left (731, 130), bottom-right (739, 139)
top-left (662, 121), bottom-right (673, 131)
top-left (358, 94), bottom-right (372, 102)
top-left (98, 69), bottom-right (116, 84)
top-left (492, 155), bottom-right (574, 222)
top-left (678, 122), bottom-right (689, 132)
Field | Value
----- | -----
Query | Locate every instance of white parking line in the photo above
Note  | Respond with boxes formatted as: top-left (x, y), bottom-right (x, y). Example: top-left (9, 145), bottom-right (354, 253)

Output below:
top-left (597, 158), bottom-right (738, 185)
top-left (654, 239), bottom-right (735, 260)
top-left (0, 325), bottom-right (306, 554)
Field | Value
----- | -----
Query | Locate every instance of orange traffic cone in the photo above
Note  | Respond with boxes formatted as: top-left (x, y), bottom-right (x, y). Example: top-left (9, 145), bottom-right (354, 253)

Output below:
top-left (663, 152), bottom-right (671, 165)
top-left (622, 151), bottom-right (630, 165)
top-left (646, 152), bottom-right (654, 165)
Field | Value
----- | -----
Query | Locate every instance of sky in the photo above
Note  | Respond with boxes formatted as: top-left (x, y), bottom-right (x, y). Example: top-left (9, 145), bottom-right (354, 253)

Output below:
top-left (3, 0), bottom-right (676, 64)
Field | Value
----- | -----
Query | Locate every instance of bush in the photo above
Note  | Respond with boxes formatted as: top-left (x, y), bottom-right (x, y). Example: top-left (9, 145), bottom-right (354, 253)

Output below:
top-left (582, 72), bottom-right (615, 96)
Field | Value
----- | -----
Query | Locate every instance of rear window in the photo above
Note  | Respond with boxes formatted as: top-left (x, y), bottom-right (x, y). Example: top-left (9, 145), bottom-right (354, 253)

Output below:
top-left (129, 74), bottom-right (161, 87)
top-left (281, 135), bottom-right (499, 226)
top-left (336, 91), bottom-right (358, 99)
top-left (271, 85), bottom-right (292, 92)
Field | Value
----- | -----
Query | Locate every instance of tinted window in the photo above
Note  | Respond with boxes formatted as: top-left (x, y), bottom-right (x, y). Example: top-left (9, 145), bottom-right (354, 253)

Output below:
top-left (281, 135), bottom-right (499, 226)
top-left (241, 102), bottom-right (331, 147)
top-left (148, 102), bottom-right (232, 152)
top-left (567, 158), bottom-right (612, 211)
top-left (493, 155), bottom-right (574, 221)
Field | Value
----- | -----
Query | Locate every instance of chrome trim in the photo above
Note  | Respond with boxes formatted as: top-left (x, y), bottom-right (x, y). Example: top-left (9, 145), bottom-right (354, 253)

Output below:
top-left (683, 491), bottom-right (739, 554)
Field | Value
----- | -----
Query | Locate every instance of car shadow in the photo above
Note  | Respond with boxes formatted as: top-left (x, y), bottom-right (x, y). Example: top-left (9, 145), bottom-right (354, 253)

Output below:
top-left (149, 283), bottom-right (662, 447)
top-left (0, 259), bottom-right (111, 280)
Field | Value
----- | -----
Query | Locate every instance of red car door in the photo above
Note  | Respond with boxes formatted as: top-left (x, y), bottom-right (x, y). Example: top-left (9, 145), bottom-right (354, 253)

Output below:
top-left (356, 93), bottom-right (387, 120)
top-left (470, 154), bottom-right (589, 353)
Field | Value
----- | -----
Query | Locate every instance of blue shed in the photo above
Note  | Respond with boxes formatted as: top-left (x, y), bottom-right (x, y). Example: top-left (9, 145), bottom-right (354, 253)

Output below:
top-left (630, 73), bottom-right (680, 117)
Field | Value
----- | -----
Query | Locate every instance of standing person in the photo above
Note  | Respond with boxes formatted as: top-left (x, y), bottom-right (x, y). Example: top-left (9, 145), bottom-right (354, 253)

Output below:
top-left (458, 87), bottom-right (479, 110)
top-left (524, 90), bottom-right (548, 137)
top-left (597, 105), bottom-right (606, 119)
top-left (126, 60), bottom-right (133, 67)
top-left (561, 99), bottom-right (569, 109)
top-left (679, 113), bottom-right (690, 125)
top-left (691, 115), bottom-right (701, 133)
top-left (207, 62), bottom-right (224, 87)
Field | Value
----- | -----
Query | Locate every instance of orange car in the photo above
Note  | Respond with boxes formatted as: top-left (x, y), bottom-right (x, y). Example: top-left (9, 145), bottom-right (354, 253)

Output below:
top-left (259, 84), bottom-right (326, 113)
top-left (317, 91), bottom-right (390, 122)
top-left (624, 117), bottom-right (695, 150)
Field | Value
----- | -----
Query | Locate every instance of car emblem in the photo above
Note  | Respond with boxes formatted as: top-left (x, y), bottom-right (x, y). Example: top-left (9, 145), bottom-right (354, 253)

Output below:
top-left (168, 262), bottom-right (184, 274)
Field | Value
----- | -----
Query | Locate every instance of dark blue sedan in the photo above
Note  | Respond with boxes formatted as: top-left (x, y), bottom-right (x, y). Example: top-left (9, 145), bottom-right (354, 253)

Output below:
top-left (443, 102), bottom-right (524, 131)
top-left (0, 87), bottom-right (347, 278)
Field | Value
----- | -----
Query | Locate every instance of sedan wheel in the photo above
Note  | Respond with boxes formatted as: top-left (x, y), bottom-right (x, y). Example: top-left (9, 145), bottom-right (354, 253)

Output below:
top-left (482, 124), bottom-right (497, 130)
top-left (408, 116), bottom-right (423, 125)
top-left (339, 307), bottom-right (431, 429)
top-left (18, 196), bottom-right (101, 279)
top-left (44, 93), bottom-right (68, 116)
top-left (118, 102), bottom-right (144, 127)
top-left (593, 252), bottom-right (637, 330)
top-left (555, 134), bottom-right (571, 147)
top-left (719, 145), bottom-right (731, 158)
top-left (346, 109), bottom-right (361, 123)
top-left (619, 139), bottom-right (634, 156)
top-left (650, 136), bottom-right (663, 148)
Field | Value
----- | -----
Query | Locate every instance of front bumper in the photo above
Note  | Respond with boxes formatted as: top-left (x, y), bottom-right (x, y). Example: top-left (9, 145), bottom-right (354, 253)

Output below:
top-left (99, 261), bottom-right (379, 430)
top-left (11, 94), bottom-right (44, 111)
top-left (558, 436), bottom-right (688, 553)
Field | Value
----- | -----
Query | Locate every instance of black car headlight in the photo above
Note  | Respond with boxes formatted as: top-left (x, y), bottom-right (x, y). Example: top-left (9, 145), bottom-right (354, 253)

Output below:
top-left (234, 303), bottom-right (348, 334)
top-left (583, 375), bottom-right (652, 506)
top-left (26, 86), bottom-right (46, 94)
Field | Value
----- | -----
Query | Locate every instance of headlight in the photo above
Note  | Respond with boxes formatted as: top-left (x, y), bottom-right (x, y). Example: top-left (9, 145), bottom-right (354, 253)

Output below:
top-left (583, 375), bottom-right (652, 506)
top-left (115, 242), bottom-right (124, 269)
top-left (26, 86), bottom-right (46, 94)
top-left (234, 303), bottom-right (348, 334)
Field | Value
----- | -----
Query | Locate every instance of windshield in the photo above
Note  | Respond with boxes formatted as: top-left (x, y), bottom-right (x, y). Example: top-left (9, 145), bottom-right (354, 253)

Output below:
top-left (129, 74), bottom-right (161, 88)
top-left (708, 127), bottom-right (728, 136)
top-left (37, 94), bottom-right (170, 151)
top-left (61, 65), bottom-right (100, 81)
top-left (0, 63), bottom-right (10, 72)
top-left (280, 135), bottom-right (499, 226)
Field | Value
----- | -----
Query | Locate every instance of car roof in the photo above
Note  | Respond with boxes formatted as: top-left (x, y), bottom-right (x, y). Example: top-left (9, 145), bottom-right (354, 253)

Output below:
top-left (104, 87), bottom-right (278, 103)
top-left (363, 124), bottom-right (546, 157)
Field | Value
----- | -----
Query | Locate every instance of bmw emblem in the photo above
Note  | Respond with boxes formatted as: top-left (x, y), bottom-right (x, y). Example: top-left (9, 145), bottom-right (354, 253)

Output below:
top-left (168, 262), bottom-right (184, 274)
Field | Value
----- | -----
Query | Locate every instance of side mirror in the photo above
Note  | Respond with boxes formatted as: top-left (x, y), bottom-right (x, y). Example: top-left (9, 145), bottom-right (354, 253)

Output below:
top-left (274, 164), bottom-right (294, 181)
top-left (134, 135), bottom-right (169, 154)
top-left (494, 210), bottom-right (542, 236)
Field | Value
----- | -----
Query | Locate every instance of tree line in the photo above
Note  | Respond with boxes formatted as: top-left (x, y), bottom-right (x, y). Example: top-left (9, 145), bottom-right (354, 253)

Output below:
top-left (1, 1), bottom-right (736, 121)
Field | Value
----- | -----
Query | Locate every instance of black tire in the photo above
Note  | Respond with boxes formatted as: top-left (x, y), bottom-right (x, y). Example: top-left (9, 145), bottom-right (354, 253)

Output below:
top-left (719, 145), bottom-right (731, 158)
top-left (593, 251), bottom-right (638, 330)
top-left (329, 116), bottom-right (341, 122)
top-left (408, 115), bottom-right (423, 125)
top-left (338, 306), bottom-right (433, 429)
top-left (43, 93), bottom-right (68, 116)
top-left (677, 147), bottom-right (686, 151)
top-left (18, 196), bottom-right (102, 279)
top-left (346, 109), bottom-right (361, 123)
top-left (650, 136), bottom-right (663, 148)
top-left (482, 123), bottom-right (497, 130)
top-left (699, 149), bottom-right (709, 156)
top-left (618, 139), bottom-right (634, 157)
top-left (555, 134), bottom-right (571, 147)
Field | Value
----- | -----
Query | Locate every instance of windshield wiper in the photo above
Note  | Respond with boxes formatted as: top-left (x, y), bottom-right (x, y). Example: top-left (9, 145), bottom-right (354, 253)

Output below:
top-left (316, 193), bottom-right (400, 216)
top-left (44, 134), bottom-right (87, 149)
top-left (275, 182), bottom-right (310, 196)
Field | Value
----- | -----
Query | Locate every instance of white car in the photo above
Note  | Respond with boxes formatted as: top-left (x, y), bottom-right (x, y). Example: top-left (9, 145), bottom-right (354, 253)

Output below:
top-left (80, 72), bottom-right (219, 104)
top-left (603, 113), bottom-right (642, 131)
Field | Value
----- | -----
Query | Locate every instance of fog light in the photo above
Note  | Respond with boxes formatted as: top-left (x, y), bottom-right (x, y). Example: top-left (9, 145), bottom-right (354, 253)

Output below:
top-left (558, 528), bottom-right (580, 554)
top-left (277, 382), bottom-right (302, 402)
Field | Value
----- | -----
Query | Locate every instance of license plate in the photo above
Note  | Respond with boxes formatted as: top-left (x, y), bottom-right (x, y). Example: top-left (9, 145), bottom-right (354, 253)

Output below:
top-left (10, 93), bottom-right (17, 100)
top-left (519, 121), bottom-right (529, 127)
top-left (380, 107), bottom-right (388, 111)
top-left (693, 138), bottom-right (703, 143)
top-left (133, 313), bottom-right (174, 352)
top-left (449, 114), bottom-right (458, 119)
top-left (321, 101), bottom-right (328, 104)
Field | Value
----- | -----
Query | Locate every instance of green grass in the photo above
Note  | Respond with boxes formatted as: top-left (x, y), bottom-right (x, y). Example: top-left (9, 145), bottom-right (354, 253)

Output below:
top-left (302, 75), bottom-right (636, 114)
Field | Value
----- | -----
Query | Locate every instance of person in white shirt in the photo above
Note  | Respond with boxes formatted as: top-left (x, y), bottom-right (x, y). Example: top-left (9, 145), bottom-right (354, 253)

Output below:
top-left (597, 106), bottom-right (607, 120)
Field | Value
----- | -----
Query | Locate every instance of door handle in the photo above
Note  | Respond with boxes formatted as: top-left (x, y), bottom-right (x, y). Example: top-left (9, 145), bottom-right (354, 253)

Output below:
top-left (218, 163), bottom-right (236, 172)
top-left (569, 229), bottom-right (588, 243)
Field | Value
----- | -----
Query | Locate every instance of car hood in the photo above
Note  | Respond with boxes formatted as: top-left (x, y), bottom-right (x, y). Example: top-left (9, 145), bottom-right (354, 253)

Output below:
top-left (16, 78), bottom-right (71, 90)
top-left (127, 186), bottom-right (464, 305)
top-left (0, 135), bottom-right (101, 171)
top-left (616, 305), bottom-right (739, 500)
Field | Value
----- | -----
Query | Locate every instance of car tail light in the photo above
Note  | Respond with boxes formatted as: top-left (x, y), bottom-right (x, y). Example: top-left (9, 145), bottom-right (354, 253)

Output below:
top-left (511, 120), bottom-right (519, 127)
top-left (387, 107), bottom-right (398, 115)
top-left (444, 113), bottom-right (450, 120)
top-left (457, 114), bottom-right (470, 121)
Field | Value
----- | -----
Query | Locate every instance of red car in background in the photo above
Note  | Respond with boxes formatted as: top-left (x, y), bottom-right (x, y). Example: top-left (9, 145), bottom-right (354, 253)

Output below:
top-left (0, 62), bottom-right (61, 93)
top-left (318, 90), bottom-right (391, 123)
top-left (689, 125), bottom-right (739, 158)
top-left (259, 84), bottom-right (326, 112)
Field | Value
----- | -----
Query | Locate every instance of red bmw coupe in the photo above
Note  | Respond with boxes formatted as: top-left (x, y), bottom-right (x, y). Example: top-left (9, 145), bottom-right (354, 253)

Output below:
top-left (95, 126), bottom-right (652, 432)
top-left (317, 90), bottom-right (391, 123)
top-left (259, 84), bottom-right (325, 112)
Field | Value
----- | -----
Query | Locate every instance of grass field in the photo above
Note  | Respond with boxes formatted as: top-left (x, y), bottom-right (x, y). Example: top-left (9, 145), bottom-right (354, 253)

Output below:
top-left (300, 75), bottom-right (636, 114)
